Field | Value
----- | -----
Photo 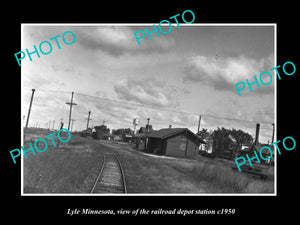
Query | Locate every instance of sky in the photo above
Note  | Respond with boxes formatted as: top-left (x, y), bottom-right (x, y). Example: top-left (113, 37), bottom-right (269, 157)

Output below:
top-left (21, 24), bottom-right (275, 143)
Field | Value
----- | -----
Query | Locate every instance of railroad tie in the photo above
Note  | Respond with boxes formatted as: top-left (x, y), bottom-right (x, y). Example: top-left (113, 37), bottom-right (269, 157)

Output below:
top-left (90, 153), bottom-right (127, 194)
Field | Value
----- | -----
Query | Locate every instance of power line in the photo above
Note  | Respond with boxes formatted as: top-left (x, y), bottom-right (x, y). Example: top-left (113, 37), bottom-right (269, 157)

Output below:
top-left (23, 88), bottom-right (71, 94)
top-left (76, 92), bottom-right (194, 114)
top-left (23, 88), bottom-right (274, 126)
top-left (75, 92), bottom-right (273, 125)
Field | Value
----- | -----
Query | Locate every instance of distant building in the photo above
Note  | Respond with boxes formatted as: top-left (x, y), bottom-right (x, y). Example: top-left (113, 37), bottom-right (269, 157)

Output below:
top-left (238, 123), bottom-right (274, 165)
top-left (81, 128), bottom-right (93, 137)
top-left (252, 143), bottom-right (273, 164)
top-left (133, 125), bottom-right (154, 150)
top-left (113, 135), bottom-right (122, 141)
top-left (146, 128), bottom-right (205, 159)
top-left (199, 138), bottom-right (213, 153)
top-left (123, 134), bottom-right (133, 143)
top-left (92, 125), bottom-right (110, 140)
top-left (138, 125), bottom-right (153, 135)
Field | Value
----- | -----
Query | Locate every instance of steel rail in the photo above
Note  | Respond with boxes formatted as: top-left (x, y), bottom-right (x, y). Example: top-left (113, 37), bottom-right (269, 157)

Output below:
top-left (113, 153), bottom-right (127, 194)
top-left (90, 153), bottom-right (127, 194)
top-left (90, 154), bottom-right (106, 193)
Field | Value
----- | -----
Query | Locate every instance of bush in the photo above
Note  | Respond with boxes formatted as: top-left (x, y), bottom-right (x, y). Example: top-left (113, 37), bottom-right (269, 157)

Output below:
top-left (190, 161), bottom-right (274, 193)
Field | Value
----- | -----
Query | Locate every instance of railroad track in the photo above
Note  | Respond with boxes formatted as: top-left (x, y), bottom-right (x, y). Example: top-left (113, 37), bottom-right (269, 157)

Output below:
top-left (90, 153), bottom-right (127, 194)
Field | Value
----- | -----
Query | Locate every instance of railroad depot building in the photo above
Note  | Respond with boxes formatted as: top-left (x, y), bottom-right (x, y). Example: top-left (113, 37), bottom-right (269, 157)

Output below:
top-left (146, 128), bottom-right (205, 159)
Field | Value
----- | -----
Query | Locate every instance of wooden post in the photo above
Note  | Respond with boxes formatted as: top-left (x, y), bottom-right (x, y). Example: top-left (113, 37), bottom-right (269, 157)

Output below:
top-left (24, 88), bottom-right (35, 144)
top-left (197, 115), bottom-right (201, 134)
top-left (66, 92), bottom-right (77, 131)
top-left (144, 118), bottom-right (150, 151)
top-left (86, 111), bottom-right (92, 136)
top-left (25, 89), bottom-right (35, 128)
top-left (271, 123), bottom-right (275, 152)
top-left (194, 115), bottom-right (201, 155)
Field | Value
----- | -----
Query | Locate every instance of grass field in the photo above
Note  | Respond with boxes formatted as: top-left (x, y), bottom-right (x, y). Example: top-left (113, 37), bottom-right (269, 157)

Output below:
top-left (23, 128), bottom-right (274, 194)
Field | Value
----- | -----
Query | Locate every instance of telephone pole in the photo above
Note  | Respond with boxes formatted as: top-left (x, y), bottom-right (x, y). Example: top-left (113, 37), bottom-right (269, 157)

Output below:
top-left (144, 118), bottom-right (150, 151)
top-left (25, 89), bottom-right (35, 128)
top-left (85, 111), bottom-right (92, 136)
top-left (66, 91), bottom-right (77, 131)
top-left (60, 118), bottom-right (64, 130)
top-left (71, 119), bottom-right (75, 132)
top-left (197, 115), bottom-right (202, 134)
top-left (195, 115), bottom-right (202, 153)
top-left (271, 123), bottom-right (275, 150)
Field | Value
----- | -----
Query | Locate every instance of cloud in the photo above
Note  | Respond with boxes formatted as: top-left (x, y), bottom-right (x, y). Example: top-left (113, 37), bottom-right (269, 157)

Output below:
top-left (252, 106), bottom-right (274, 124)
top-left (51, 64), bottom-right (74, 73)
top-left (183, 54), bottom-right (274, 93)
top-left (75, 26), bottom-right (175, 57)
top-left (114, 77), bottom-right (178, 108)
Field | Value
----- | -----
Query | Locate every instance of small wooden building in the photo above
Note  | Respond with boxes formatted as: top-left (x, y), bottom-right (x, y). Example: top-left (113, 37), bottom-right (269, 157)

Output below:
top-left (146, 128), bottom-right (205, 159)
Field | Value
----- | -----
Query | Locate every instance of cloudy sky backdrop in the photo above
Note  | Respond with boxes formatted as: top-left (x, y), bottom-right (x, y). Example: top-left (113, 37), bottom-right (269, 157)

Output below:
top-left (22, 24), bottom-right (275, 143)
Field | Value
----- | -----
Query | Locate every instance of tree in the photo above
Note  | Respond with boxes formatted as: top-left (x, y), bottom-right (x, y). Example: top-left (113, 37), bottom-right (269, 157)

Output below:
top-left (229, 129), bottom-right (253, 155)
top-left (197, 128), bottom-right (212, 152)
top-left (112, 128), bottom-right (133, 136)
top-left (197, 128), bottom-right (210, 140)
top-left (211, 127), bottom-right (233, 157)
top-left (207, 127), bottom-right (253, 158)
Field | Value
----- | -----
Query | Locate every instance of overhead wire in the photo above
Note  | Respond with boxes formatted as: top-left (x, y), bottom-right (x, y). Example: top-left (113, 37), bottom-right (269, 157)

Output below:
top-left (23, 88), bottom-right (274, 126)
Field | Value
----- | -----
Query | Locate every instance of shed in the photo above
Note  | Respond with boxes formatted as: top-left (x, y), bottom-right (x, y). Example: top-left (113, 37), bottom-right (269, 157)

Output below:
top-left (146, 128), bottom-right (205, 158)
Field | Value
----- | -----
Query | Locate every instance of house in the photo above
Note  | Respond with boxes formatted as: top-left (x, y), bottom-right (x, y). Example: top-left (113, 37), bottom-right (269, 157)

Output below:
top-left (123, 134), bottom-right (133, 143)
top-left (199, 138), bottom-right (213, 153)
top-left (138, 125), bottom-right (153, 135)
top-left (146, 128), bottom-right (205, 159)
top-left (198, 138), bottom-right (214, 158)
top-left (133, 125), bottom-right (154, 150)
top-left (113, 135), bottom-right (122, 141)
top-left (92, 125), bottom-right (110, 140)
top-left (80, 128), bottom-right (93, 137)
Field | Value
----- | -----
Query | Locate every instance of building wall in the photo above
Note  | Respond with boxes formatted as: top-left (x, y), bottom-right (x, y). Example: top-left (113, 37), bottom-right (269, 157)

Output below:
top-left (147, 138), bottom-right (163, 154)
top-left (165, 134), bottom-right (197, 158)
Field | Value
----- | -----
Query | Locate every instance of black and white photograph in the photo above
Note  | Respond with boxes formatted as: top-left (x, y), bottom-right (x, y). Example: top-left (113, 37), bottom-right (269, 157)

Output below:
top-left (21, 24), bottom-right (276, 195)
top-left (3, 4), bottom-right (299, 221)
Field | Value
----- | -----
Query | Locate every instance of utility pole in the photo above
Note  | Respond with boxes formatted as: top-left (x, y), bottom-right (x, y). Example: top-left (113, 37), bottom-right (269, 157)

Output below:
top-left (25, 89), bottom-right (35, 128)
top-left (49, 121), bottom-right (51, 130)
top-left (66, 91), bottom-right (77, 131)
top-left (195, 115), bottom-right (202, 154)
top-left (271, 123), bottom-right (275, 149)
top-left (85, 111), bottom-right (92, 136)
top-left (52, 120), bottom-right (55, 130)
top-left (197, 115), bottom-right (201, 134)
top-left (144, 118), bottom-right (150, 151)
top-left (60, 118), bottom-right (64, 130)
top-left (71, 119), bottom-right (75, 132)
